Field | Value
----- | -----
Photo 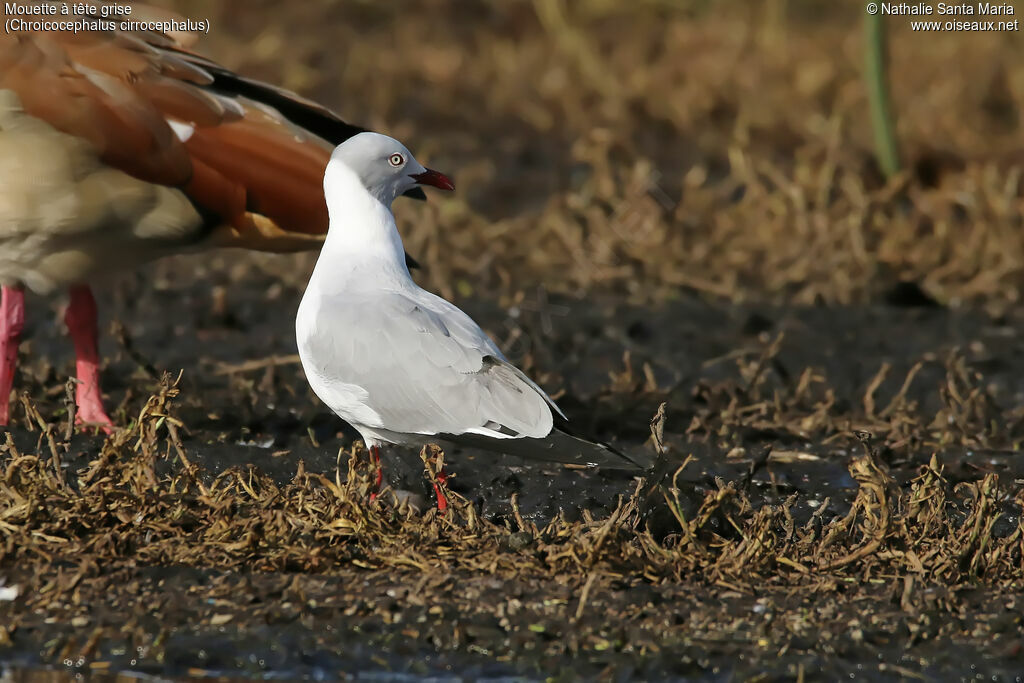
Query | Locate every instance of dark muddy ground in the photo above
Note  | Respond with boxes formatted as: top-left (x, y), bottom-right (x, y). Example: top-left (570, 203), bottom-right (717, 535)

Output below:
top-left (1, 258), bottom-right (1024, 681)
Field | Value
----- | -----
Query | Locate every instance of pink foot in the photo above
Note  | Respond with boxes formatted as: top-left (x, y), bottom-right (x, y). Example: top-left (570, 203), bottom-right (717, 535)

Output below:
top-left (65, 286), bottom-right (113, 434)
top-left (0, 286), bottom-right (25, 426)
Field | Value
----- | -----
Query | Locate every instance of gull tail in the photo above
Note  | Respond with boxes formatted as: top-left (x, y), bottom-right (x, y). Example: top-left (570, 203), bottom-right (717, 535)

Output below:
top-left (442, 425), bottom-right (651, 472)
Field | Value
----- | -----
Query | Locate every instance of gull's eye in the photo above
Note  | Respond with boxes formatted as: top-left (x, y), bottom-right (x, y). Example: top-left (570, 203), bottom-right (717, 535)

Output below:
top-left (388, 153), bottom-right (405, 167)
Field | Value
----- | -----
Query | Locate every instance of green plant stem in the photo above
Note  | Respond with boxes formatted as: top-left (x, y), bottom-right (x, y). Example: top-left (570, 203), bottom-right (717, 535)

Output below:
top-left (865, 11), bottom-right (900, 178)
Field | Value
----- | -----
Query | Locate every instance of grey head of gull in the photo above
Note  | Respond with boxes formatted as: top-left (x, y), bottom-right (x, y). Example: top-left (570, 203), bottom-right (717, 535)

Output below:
top-left (295, 132), bottom-right (644, 510)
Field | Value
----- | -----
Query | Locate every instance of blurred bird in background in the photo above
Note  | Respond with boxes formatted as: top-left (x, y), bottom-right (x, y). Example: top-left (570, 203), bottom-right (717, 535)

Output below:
top-left (0, 3), bottom-right (423, 431)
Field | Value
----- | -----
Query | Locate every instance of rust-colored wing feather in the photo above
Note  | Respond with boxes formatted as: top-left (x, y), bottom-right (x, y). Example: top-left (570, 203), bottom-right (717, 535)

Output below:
top-left (0, 31), bottom-right (192, 186)
top-left (0, 5), bottom-right (364, 250)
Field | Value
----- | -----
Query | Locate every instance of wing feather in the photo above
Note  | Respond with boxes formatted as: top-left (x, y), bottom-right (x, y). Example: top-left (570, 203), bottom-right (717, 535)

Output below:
top-left (0, 6), bottom-right (363, 249)
top-left (301, 290), bottom-right (558, 440)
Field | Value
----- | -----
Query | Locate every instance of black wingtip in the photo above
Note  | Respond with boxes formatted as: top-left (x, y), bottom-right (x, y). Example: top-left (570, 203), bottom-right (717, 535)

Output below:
top-left (552, 426), bottom-right (651, 471)
top-left (441, 428), bottom-right (651, 472)
top-left (550, 415), bottom-right (650, 470)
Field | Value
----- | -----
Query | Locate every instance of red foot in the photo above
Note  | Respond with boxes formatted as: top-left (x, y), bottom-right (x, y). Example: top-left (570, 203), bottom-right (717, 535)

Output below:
top-left (65, 286), bottom-right (113, 434)
top-left (0, 286), bottom-right (25, 426)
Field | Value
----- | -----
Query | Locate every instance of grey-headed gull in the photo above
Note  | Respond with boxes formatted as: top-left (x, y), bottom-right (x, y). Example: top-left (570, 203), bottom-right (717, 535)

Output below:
top-left (296, 132), bottom-right (642, 509)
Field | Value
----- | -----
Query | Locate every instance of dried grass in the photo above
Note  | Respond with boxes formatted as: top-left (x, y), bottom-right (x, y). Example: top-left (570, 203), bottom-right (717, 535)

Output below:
top-left (2, 360), bottom-right (1021, 614)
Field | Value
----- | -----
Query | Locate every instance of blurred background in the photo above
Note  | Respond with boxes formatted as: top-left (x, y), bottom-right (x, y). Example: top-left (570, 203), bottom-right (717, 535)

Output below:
top-left (152, 0), bottom-right (1024, 309)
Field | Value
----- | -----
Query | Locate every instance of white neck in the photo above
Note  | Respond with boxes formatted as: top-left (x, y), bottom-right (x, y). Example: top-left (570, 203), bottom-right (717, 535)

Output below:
top-left (313, 162), bottom-right (410, 292)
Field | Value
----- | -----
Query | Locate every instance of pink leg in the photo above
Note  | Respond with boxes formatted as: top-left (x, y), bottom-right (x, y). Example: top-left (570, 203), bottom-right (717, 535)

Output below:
top-left (368, 444), bottom-right (384, 503)
top-left (65, 285), bottom-right (113, 433)
top-left (0, 285), bottom-right (25, 426)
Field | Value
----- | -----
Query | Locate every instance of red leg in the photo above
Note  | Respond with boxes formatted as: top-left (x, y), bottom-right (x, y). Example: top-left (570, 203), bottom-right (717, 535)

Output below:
top-left (433, 467), bottom-right (450, 512)
top-left (64, 285), bottom-right (113, 433)
top-left (0, 285), bottom-right (25, 426)
top-left (367, 444), bottom-right (384, 503)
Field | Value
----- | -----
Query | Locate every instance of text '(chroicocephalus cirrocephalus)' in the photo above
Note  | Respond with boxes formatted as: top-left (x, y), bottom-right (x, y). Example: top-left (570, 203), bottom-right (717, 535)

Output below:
top-left (296, 132), bottom-right (643, 510)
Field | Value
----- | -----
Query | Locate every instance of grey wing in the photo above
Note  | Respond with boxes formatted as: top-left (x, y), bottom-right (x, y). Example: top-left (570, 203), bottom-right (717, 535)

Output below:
top-left (306, 290), bottom-right (562, 439)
